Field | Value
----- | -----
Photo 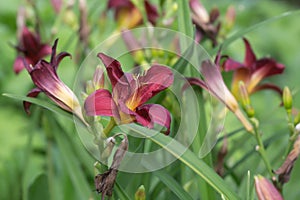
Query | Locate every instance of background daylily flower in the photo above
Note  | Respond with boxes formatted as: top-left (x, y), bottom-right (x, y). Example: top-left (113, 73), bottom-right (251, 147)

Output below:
top-left (84, 53), bottom-right (173, 134)
top-left (107, 0), bottom-right (158, 29)
top-left (223, 38), bottom-right (285, 99)
top-left (23, 39), bottom-right (84, 122)
top-left (13, 26), bottom-right (52, 74)
top-left (186, 60), bottom-right (253, 132)
top-left (189, 0), bottom-right (221, 46)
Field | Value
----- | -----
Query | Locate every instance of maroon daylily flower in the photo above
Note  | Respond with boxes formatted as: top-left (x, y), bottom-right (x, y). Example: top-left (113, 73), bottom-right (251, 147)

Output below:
top-left (14, 27), bottom-right (52, 74)
top-left (84, 53), bottom-right (173, 134)
top-left (223, 38), bottom-right (285, 99)
top-left (185, 60), bottom-right (253, 132)
top-left (23, 39), bottom-right (84, 121)
top-left (107, 0), bottom-right (158, 29)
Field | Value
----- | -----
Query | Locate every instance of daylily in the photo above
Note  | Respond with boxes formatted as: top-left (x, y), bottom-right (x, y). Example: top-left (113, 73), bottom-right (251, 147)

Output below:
top-left (107, 0), bottom-right (158, 29)
top-left (189, 0), bottom-right (221, 46)
top-left (84, 53), bottom-right (173, 134)
top-left (185, 60), bottom-right (253, 132)
top-left (223, 38), bottom-right (285, 100)
top-left (13, 27), bottom-right (52, 74)
top-left (254, 175), bottom-right (283, 200)
top-left (23, 39), bottom-right (84, 121)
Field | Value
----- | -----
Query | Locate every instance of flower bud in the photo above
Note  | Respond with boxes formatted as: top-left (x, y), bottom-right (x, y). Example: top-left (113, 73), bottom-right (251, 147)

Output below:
top-left (239, 81), bottom-right (255, 117)
top-left (93, 66), bottom-right (105, 90)
top-left (294, 112), bottom-right (300, 126)
top-left (254, 175), bottom-right (283, 200)
top-left (135, 185), bottom-right (146, 200)
top-left (101, 137), bottom-right (116, 160)
top-left (85, 80), bottom-right (94, 95)
top-left (283, 86), bottom-right (292, 112)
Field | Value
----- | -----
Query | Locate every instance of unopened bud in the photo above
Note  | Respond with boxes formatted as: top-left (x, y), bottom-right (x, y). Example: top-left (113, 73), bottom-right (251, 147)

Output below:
top-left (85, 80), bottom-right (94, 95)
top-left (101, 137), bottom-right (116, 160)
top-left (239, 81), bottom-right (255, 117)
top-left (63, 9), bottom-right (78, 30)
top-left (294, 112), bottom-right (300, 125)
top-left (283, 86), bottom-right (292, 112)
top-left (254, 175), bottom-right (283, 200)
top-left (135, 185), bottom-right (146, 200)
top-left (93, 66), bottom-right (104, 90)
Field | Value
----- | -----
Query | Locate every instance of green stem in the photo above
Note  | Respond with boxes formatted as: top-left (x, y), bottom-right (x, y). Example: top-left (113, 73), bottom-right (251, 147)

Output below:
top-left (103, 117), bottom-right (116, 137)
top-left (193, 89), bottom-right (215, 200)
top-left (252, 119), bottom-right (274, 177)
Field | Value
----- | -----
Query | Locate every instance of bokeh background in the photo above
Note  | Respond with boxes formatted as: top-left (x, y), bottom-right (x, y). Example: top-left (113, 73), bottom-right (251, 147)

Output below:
top-left (0, 0), bottom-right (299, 199)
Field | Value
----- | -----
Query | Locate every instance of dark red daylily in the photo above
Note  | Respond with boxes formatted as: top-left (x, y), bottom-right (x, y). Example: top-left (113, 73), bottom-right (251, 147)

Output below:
top-left (223, 38), bottom-right (285, 99)
top-left (23, 39), bottom-right (84, 121)
top-left (185, 60), bottom-right (253, 132)
top-left (107, 0), bottom-right (158, 29)
top-left (14, 27), bottom-right (52, 74)
top-left (84, 53), bottom-right (173, 134)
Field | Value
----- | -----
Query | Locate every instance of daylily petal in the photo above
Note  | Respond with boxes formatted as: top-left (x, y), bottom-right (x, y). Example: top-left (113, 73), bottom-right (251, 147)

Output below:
top-left (132, 65), bottom-right (173, 107)
top-left (223, 58), bottom-right (245, 71)
top-left (50, 39), bottom-right (72, 70)
top-left (189, 0), bottom-right (209, 24)
top-left (231, 68), bottom-right (251, 97)
top-left (84, 89), bottom-right (117, 117)
top-left (144, 0), bottom-right (159, 25)
top-left (21, 27), bottom-right (40, 53)
top-left (243, 38), bottom-right (256, 67)
top-left (107, 0), bottom-right (132, 9)
top-left (50, 0), bottom-right (63, 13)
top-left (248, 59), bottom-right (284, 93)
top-left (185, 77), bottom-right (208, 91)
top-left (97, 53), bottom-right (128, 88)
top-left (201, 60), bottom-right (239, 112)
top-left (254, 58), bottom-right (285, 77)
top-left (252, 83), bottom-right (283, 96)
top-left (23, 88), bottom-right (42, 114)
top-left (13, 56), bottom-right (27, 74)
top-left (98, 53), bottom-right (131, 101)
top-left (135, 104), bottom-right (171, 135)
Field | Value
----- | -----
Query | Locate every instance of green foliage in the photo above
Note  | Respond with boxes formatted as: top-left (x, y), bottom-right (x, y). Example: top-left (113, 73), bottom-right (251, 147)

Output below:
top-left (1, 0), bottom-right (300, 199)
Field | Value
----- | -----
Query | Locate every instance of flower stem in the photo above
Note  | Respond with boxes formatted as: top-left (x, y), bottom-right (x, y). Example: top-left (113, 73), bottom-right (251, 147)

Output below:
top-left (103, 117), bottom-right (116, 137)
top-left (251, 119), bottom-right (274, 177)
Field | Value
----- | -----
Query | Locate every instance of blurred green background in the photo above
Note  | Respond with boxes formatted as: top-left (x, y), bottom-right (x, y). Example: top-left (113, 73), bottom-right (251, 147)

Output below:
top-left (0, 0), bottom-right (299, 199)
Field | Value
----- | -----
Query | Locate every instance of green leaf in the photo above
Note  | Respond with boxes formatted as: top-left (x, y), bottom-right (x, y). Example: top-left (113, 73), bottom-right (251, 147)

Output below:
top-left (153, 170), bottom-right (193, 200)
top-left (115, 182), bottom-right (131, 200)
top-left (28, 174), bottom-right (50, 200)
top-left (2, 93), bottom-right (73, 120)
top-left (213, 10), bottom-right (300, 54)
top-left (48, 117), bottom-right (92, 199)
top-left (121, 124), bottom-right (241, 200)
top-left (177, 0), bottom-right (194, 40)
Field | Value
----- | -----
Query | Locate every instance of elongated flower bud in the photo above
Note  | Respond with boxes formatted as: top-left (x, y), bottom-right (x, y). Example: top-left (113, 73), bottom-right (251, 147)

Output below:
top-left (254, 175), bottom-right (283, 200)
top-left (239, 81), bottom-right (255, 117)
top-left (283, 86), bottom-right (292, 112)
